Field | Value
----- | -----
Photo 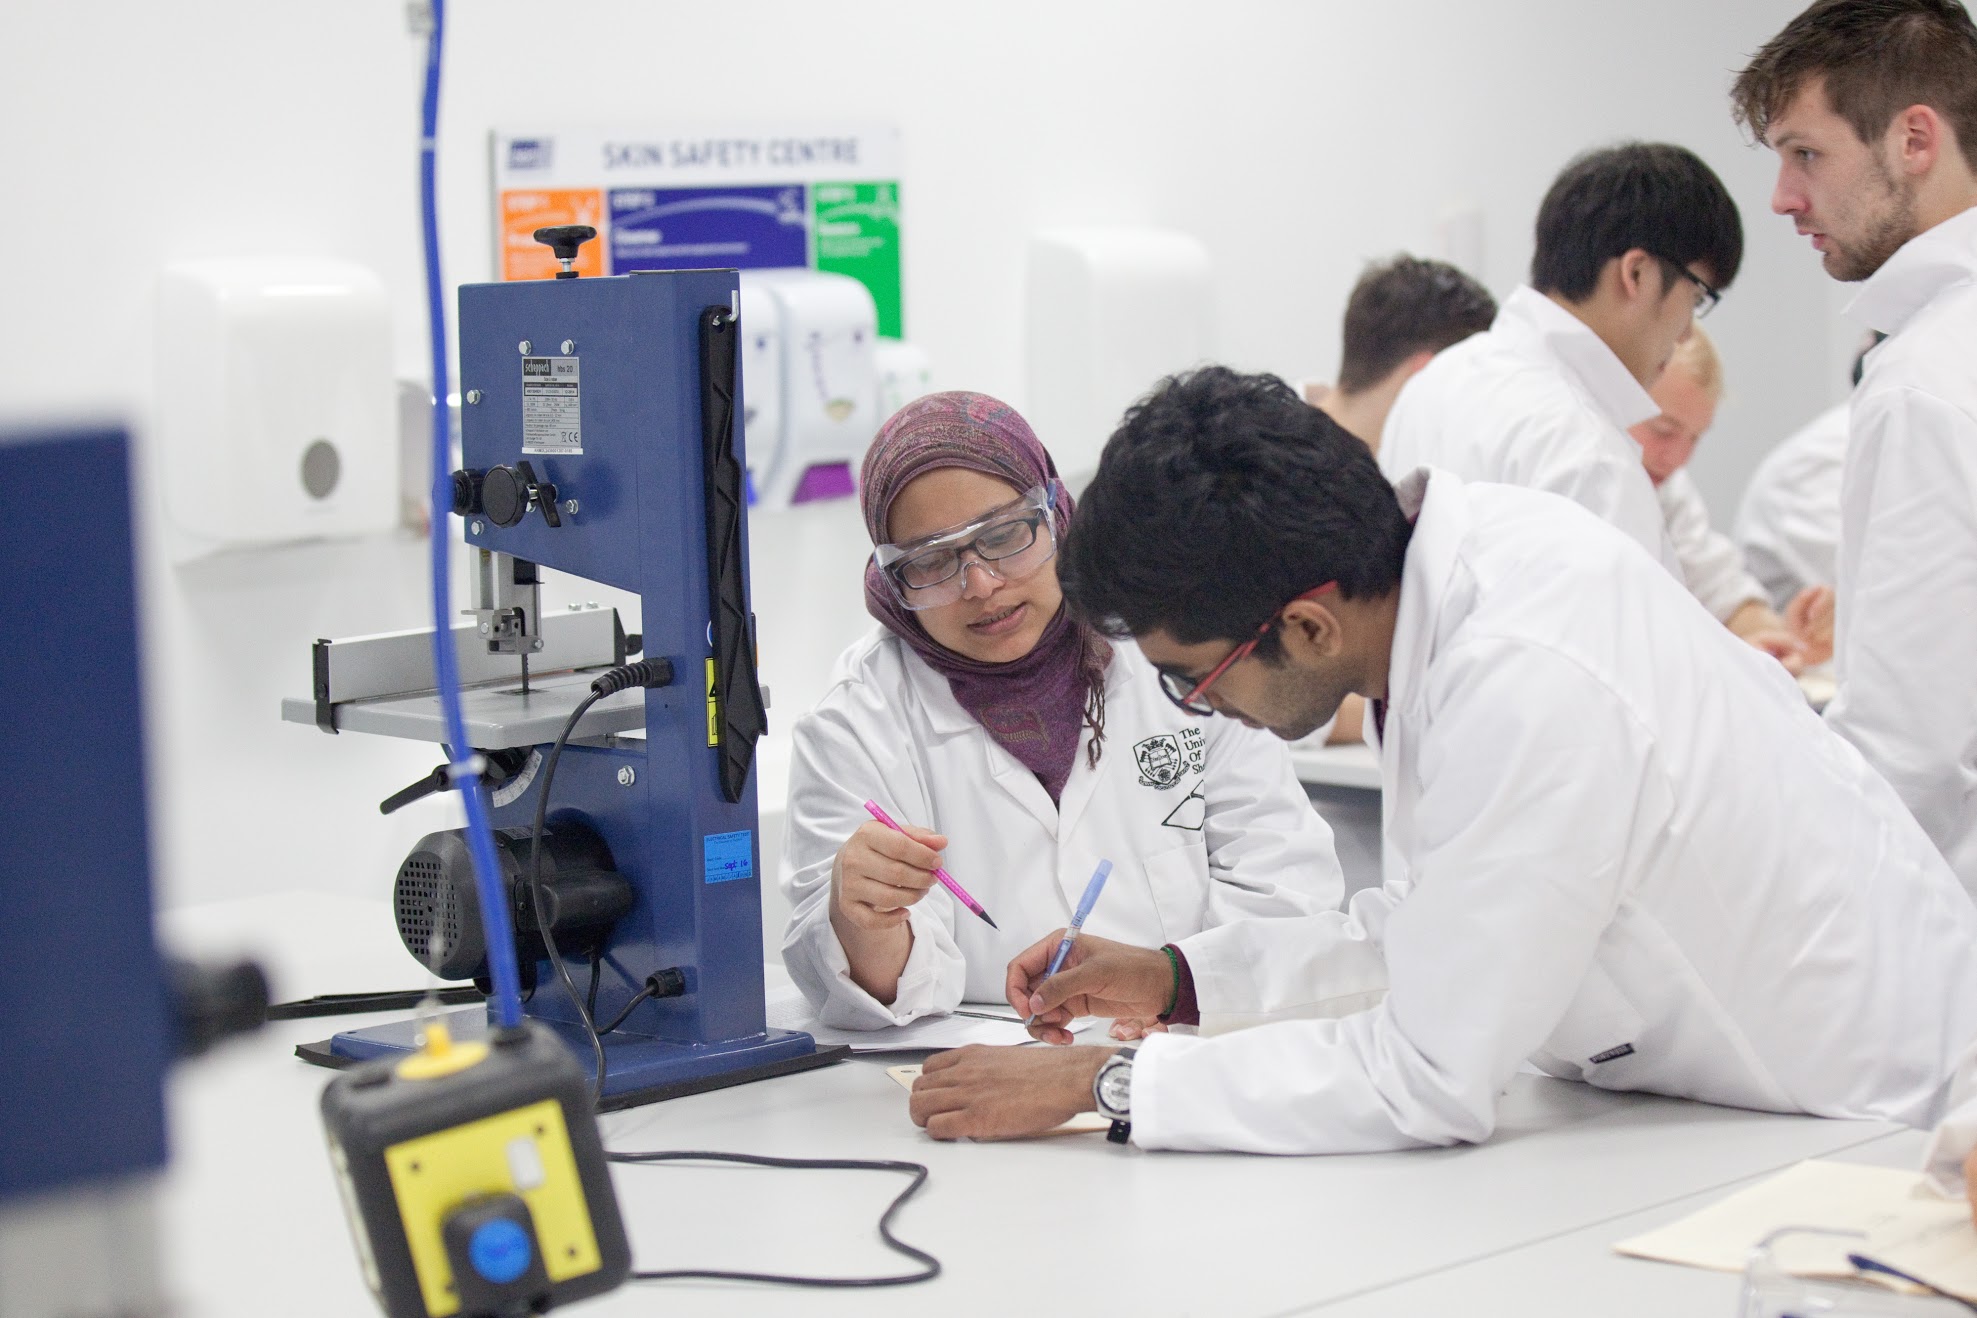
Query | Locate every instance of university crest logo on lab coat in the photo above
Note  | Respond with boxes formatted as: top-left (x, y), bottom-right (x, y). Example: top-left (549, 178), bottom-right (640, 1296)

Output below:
top-left (1133, 728), bottom-right (1205, 788)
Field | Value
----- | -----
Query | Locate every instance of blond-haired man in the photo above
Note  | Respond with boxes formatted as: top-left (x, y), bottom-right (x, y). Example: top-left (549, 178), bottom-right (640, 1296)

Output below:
top-left (1629, 329), bottom-right (1823, 668)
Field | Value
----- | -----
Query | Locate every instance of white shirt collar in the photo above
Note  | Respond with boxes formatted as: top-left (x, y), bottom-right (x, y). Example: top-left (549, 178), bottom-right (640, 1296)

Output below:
top-left (1490, 285), bottom-right (1659, 431)
top-left (1848, 204), bottom-right (1977, 336)
top-left (1384, 466), bottom-right (1461, 723)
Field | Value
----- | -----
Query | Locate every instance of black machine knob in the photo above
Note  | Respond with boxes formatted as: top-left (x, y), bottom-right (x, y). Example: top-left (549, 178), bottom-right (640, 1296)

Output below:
top-left (380, 748), bottom-right (532, 816)
top-left (526, 461), bottom-right (562, 527)
top-left (167, 956), bottom-right (270, 1059)
top-left (450, 468), bottom-right (484, 517)
top-left (480, 465), bottom-right (529, 528)
top-left (533, 225), bottom-right (597, 280)
top-left (476, 461), bottom-right (561, 530)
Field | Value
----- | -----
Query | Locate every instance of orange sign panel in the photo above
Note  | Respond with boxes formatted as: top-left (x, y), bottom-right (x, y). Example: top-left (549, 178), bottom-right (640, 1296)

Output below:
top-left (500, 189), bottom-right (606, 281)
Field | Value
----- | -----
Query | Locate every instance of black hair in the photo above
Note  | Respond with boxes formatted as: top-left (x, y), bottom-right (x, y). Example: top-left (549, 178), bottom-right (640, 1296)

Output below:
top-left (1733, 0), bottom-right (1977, 174)
top-left (1337, 256), bottom-right (1498, 394)
top-left (1531, 143), bottom-right (1744, 299)
top-left (1062, 366), bottom-right (1410, 657)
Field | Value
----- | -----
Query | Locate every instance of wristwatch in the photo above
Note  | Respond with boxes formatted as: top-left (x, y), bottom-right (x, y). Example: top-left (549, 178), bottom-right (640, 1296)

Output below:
top-left (1093, 1047), bottom-right (1136, 1142)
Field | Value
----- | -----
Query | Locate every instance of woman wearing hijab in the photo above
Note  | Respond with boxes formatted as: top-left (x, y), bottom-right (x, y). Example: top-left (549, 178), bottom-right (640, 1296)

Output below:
top-left (780, 392), bottom-right (1346, 1032)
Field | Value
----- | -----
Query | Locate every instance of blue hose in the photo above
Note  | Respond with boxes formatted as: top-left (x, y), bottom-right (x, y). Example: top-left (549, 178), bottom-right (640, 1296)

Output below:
top-left (419, 0), bottom-right (525, 1030)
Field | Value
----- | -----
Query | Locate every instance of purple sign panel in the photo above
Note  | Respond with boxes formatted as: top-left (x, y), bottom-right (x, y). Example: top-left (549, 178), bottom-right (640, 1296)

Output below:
top-left (607, 185), bottom-right (809, 273)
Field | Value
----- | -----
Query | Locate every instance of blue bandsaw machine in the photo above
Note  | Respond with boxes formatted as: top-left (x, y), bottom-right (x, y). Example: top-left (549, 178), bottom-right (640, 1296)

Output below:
top-left (290, 258), bottom-right (843, 1106)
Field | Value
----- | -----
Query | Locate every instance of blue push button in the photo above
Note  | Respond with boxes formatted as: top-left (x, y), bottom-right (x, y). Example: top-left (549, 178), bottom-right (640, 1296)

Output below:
top-left (468, 1218), bottom-right (533, 1284)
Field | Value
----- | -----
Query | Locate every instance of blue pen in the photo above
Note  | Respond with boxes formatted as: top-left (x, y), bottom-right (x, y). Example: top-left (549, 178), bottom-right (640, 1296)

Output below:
top-left (1026, 859), bottom-right (1114, 1026)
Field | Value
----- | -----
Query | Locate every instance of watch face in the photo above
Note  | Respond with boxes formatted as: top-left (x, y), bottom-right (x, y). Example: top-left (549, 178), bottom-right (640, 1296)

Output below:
top-left (1097, 1059), bottom-right (1132, 1116)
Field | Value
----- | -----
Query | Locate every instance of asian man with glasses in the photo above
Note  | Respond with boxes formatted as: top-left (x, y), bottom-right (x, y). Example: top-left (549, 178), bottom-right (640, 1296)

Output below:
top-left (1381, 142), bottom-right (1742, 585)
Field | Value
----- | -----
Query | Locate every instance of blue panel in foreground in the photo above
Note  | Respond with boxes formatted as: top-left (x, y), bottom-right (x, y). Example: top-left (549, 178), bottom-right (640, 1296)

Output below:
top-left (0, 425), bottom-right (171, 1201)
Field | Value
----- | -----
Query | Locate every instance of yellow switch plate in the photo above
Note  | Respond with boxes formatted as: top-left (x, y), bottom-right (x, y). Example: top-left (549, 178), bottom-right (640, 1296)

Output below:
top-left (384, 1100), bottom-right (602, 1317)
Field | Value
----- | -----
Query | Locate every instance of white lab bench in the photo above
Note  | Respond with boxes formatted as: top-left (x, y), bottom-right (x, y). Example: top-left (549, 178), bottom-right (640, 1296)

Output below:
top-left (1287, 740), bottom-right (1382, 793)
top-left (154, 893), bottom-right (1936, 1317)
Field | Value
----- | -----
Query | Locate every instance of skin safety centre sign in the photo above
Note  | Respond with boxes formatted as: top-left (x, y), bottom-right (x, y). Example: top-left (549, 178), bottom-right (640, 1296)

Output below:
top-left (491, 126), bottom-right (905, 337)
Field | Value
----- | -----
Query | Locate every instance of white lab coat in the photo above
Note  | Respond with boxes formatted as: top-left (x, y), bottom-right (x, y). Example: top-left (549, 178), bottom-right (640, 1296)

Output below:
top-left (1735, 401), bottom-right (1848, 609)
top-left (1657, 469), bottom-right (1766, 623)
top-left (1826, 205), bottom-right (1977, 896)
top-left (1130, 470), bottom-right (1977, 1155)
top-left (780, 630), bottom-right (1346, 1028)
top-left (1380, 285), bottom-right (1679, 574)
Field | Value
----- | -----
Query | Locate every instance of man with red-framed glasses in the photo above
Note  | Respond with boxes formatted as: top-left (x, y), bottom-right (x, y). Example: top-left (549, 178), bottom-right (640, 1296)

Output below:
top-left (906, 365), bottom-right (1977, 1156)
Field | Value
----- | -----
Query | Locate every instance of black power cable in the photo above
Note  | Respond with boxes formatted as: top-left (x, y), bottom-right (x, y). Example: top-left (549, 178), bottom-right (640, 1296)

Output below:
top-left (603, 1150), bottom-right (940, 1287)
top-left (266, 986), bottom-right (483, 1020)
top-left (526, 657), bottom-right (675, 1104)
top-left (529, 660), bottom-right (942, 1290)
top-left (527, 685), bottom-right (610, 1101)
top-left (594, 984), bottom-right (655, 1036)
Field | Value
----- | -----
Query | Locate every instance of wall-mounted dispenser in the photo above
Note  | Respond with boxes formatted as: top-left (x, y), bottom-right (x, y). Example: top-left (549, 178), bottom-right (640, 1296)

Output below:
top-left (739, 268), bottom-right (877, 510)
top-left (1023, 229), bottom-right (1213, 485)
top-left (154, 260), bottom-right (395, 560)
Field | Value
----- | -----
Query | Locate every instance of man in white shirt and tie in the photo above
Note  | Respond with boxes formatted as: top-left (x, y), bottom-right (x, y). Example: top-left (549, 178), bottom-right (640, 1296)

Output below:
top-left (1733, 0), bottom-right (1977, 894)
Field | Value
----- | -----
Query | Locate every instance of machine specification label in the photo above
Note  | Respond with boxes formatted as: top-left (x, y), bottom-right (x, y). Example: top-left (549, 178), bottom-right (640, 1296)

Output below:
top-left (703, 830), bottom-right (754, 884)
top-left (521, 357), bottom-right (581, 454)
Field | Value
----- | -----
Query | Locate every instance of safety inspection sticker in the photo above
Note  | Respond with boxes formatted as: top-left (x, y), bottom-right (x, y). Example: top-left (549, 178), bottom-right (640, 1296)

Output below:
top-left (521, 357), bottom-right (581, 454)
top-left (703, 830), bottom-right (754, 884)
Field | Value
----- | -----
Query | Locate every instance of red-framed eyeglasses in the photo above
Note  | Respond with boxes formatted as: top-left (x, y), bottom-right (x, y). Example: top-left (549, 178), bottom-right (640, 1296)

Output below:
top-left (1160, 583), bottom-right (1338, 716)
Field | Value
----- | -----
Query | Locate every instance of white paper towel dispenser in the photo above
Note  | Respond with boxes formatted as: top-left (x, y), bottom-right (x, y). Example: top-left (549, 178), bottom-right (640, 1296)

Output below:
top-left (1023, 229), bottom-right (1213, 482)
top-left (154, 259), bottom-right (394, 559)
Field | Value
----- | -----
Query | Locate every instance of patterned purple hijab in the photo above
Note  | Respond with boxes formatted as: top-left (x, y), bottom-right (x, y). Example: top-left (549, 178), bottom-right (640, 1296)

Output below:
top-left (861, 392), bottom-right (1111, 804)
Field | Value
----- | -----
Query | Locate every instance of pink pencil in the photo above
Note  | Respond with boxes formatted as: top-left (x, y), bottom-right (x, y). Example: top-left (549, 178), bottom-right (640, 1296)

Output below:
top-left (862, 800), bottom-right (998, 929)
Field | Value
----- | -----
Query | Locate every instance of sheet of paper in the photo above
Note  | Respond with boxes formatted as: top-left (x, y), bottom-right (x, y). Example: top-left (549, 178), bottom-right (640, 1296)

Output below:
top-left (1613, 1159), bottom-right (1977, 1300)
top-left (885, 1065), bottom-right (1115, 1135)
top-left (763, 978), bottom-right (1090, 1052)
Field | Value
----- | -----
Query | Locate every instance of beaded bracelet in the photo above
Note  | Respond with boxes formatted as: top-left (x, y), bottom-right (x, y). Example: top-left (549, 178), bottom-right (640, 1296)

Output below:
top-left (1159, 945), bottom-right (1181, 1019)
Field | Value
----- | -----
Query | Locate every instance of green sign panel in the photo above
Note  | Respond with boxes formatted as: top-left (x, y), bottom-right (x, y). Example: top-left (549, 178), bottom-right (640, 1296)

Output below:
top-left (812, 181), bottom-right (903, 338)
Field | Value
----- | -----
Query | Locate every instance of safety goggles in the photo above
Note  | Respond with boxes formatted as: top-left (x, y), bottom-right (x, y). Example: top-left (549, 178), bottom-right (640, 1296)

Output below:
top-left (873, 482), bottom-right (1059, 611)
top-left (1157, 583), bottom-right (1337, 715)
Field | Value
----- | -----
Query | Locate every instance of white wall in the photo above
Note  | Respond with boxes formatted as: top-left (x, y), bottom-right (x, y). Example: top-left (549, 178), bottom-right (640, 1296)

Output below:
top-left (3, 0), bottom-right (1846, 909)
